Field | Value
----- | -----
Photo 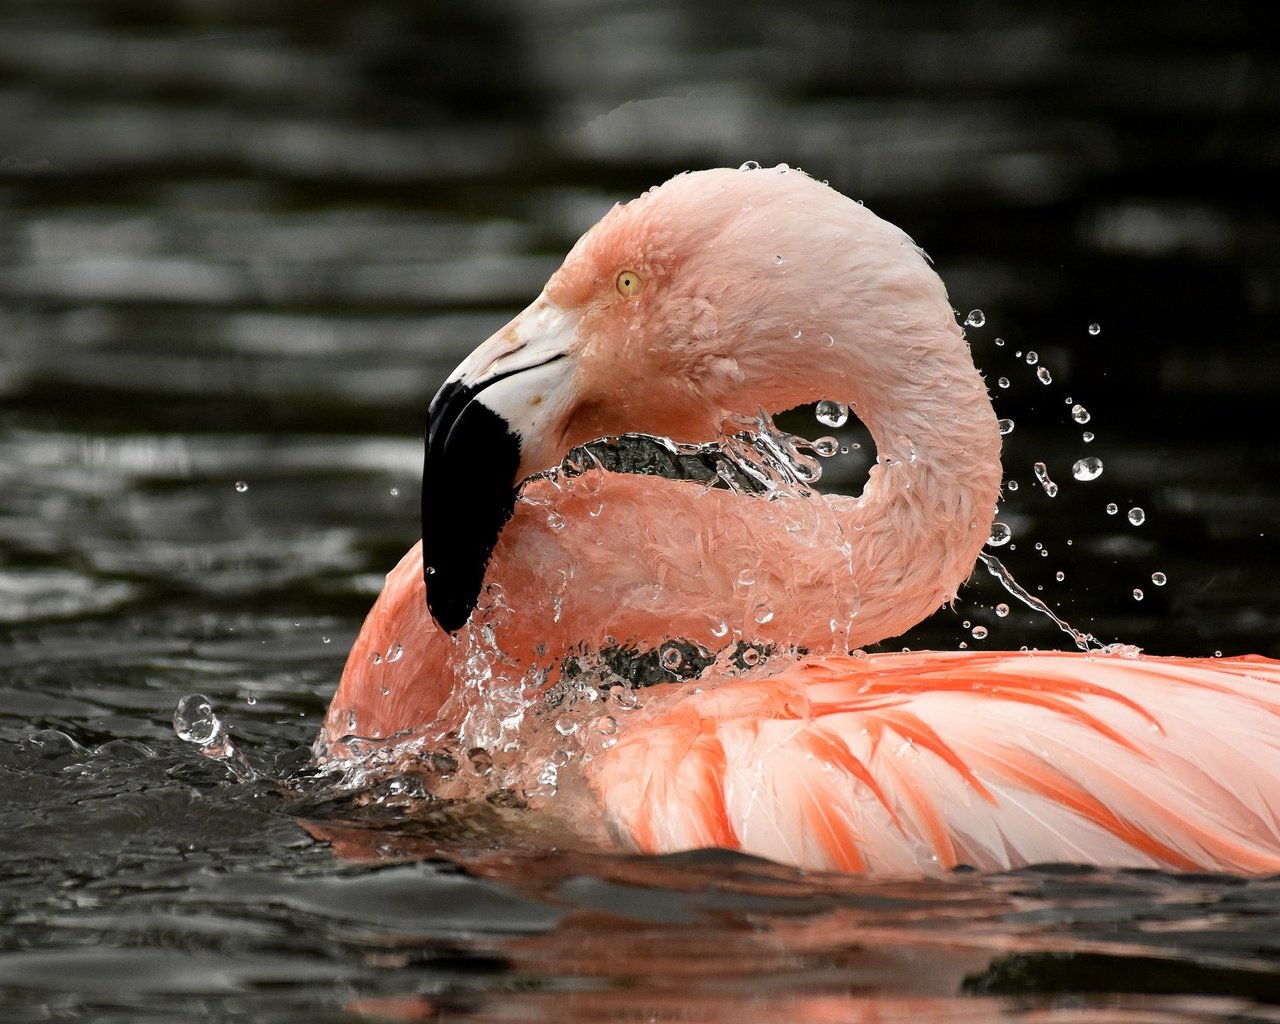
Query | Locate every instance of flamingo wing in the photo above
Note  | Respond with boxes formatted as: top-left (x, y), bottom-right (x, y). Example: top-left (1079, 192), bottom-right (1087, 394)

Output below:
top-left (589, 651), bottom-right (1280, 874)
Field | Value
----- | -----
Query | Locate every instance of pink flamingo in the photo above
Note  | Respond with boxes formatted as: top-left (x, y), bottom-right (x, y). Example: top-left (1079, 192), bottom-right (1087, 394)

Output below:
top-left (317, 167), bottom-right (1280, 874)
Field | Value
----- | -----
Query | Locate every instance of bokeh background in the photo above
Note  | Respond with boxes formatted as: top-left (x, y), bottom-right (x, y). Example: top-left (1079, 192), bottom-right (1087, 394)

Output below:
top-left (2, 0), bottom-right (1280, 746)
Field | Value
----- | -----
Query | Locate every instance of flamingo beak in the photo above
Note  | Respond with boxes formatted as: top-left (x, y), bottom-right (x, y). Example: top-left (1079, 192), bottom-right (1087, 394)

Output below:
top-left (421, 296), bottom-right (578, 634)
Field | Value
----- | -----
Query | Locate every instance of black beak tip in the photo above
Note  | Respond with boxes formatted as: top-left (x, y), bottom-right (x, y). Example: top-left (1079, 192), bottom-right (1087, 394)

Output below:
top-left (422, 383), bottom-right (523, 635)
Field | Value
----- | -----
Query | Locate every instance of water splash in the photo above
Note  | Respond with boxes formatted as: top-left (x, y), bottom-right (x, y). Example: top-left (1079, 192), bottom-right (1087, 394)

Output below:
top-left (977, 552), bottom-right (1105, 653)
top-left (987, 522), bottom-right (1012, 547)
top-left (1033, 461), bottom-right (1059, 497)
top-left (815, 400), bottom-right (849, 428)
top-left (173, 693), bottom-right (257, 781)
top-left (1072, 456), bottom-right (1103, 481)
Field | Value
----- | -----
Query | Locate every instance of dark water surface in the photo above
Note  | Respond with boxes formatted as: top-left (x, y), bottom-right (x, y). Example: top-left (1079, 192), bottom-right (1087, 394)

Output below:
top-left (3, 2), bottom-right (1280, 1020)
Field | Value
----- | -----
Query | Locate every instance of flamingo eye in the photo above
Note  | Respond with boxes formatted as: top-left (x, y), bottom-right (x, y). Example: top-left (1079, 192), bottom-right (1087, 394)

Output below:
top-left (615, 270), bottom-right (642, 297)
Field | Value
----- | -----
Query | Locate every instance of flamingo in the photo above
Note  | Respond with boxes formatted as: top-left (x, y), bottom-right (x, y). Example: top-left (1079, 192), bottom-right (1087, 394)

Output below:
top-left (316, 166), bottom-right (1280, 875)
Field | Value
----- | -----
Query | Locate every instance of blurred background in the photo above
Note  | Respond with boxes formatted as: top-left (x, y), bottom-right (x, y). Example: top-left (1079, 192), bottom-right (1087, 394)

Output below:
top-left (2, 0), bottom-right (1279, 752)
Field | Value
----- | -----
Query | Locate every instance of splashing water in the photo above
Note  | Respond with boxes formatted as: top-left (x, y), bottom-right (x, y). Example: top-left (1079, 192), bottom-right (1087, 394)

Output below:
top-left (173, 693), bottom-right (258, 781)
top-left (815, 399), bottom-right (849, 428)
top-left (1072, 456), bottom-right (1104, 481)
top-left (321, 414), bottom-right (865, 806)
top-left (987, 522), bottom-right (1012, 547)
top-left (978, 552), bottom-right (1111, 653)
top-left (1033, 461), bottom-right (1059, 497)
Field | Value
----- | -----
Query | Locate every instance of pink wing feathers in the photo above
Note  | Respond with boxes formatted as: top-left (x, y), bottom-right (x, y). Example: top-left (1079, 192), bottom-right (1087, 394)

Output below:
top-left (589, 651), bottom-right (1280, 874)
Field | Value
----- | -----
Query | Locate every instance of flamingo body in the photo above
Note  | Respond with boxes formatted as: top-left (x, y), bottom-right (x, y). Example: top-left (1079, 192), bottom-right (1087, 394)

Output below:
top-left (592, 651), bottom-right (1280, 874)
top-left (318, 166), bottom-right (1280, 874)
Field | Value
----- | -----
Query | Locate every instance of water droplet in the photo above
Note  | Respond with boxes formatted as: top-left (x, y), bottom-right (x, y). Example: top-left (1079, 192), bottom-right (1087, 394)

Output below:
top-left (1006, 479), bottom-right (1019, 491)
top-left (820, 332), bottom-right (835, 347)
top-left (1033, 462), bottom-right (1058, 497)
top-left (1088, 322), bottom-right (1101, 335)
top-left (385, 642), bottom-right (404, 663)
top-left (1127, 507), bottom-right (1146, 526)
top-left (997, 376), bottom-right (1010, 389)
top-left (998, 418), bottom-right (1015, 435)
top-left (1152, 571), bottom-right (1167, 586)
top-left (173, 694), bottom-right (257, 781)
top-left (596, 715), bottom-right (618, 736)
top-left (234, 480), bottom-right (248, 493)
top-left (710, 620), bottom-right (729, 638)
top-left (812, 436), bottom-right (840, 457)
top-left (774, 254), bottom-right (785, 265)
top-left (987, 522), bottom-right (1012, 547)
top-left (737, 568), bottom-right (757, 587)
top-left (1037, 366), bottom-right (1052, 385)
top-left (321, 635), bottom-right (331, 644)
top-left (741, 647), bottom-right (761, 667)
top-left (1055, 571), bottom-right (1065, 581)
top-left (971, 625), bottom-right (988, 640)
top-left (994, 337), bottom-right (1005, 347)
top-left (754, 604), bottom-right (774, 625)
top-left (1214, 650), bottom-right (1222, 658)
top-left (964, 309), bottom-right (986, 328)
top-left (245, 693), bottom-right (257, 705)
top-left (368, 651), bottom-right (383, 665)
top-left (660, 645), bottom-right (684, 671)
top-left (1072, 456), bottom-right (1104, 482)
top-left (1071, 404), bottom-right (1091, 424)
top-left (815, 400), bottom-right (849, 428)
top-left (1106, 502), bottom-right (1118, 515)
top-left (173, 695), bottom-right (218, 746)
top-left (555, 716), bottom-right (578, 736)
top-left (792, 327), bottom-right (803, 339)
top-left (389, 486), bottom-right (400, 496)
top-left (1025, 351), bottom-right (1039, 365)
top-left (995, 603), bottom-right (1010, 618)
top-left (738, 160), bottom-right (761, 171)
top-left (1132, 588), bottom-right (1144, 601)
top-left (958, 641), bottom-right (968, 649)
top-left (1083, 431), bottom-right (1095, 443)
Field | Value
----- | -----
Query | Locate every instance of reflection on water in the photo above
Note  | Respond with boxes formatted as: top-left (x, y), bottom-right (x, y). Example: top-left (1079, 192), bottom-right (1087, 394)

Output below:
top-left (2, 0), bottom-right (1279, 1020)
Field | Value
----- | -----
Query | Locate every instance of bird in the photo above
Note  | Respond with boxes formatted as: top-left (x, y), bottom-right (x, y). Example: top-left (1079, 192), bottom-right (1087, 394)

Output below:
top-left (316, 165), bottom-right (1280, 875)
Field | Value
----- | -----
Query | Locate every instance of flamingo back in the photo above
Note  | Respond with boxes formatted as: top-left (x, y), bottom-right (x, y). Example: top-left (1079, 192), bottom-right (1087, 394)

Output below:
top-left (588, 651), bottom-right (1280, 874)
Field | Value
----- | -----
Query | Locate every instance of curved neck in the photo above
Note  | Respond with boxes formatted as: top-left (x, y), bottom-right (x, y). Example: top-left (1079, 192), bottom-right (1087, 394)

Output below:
top-left (834, 342), bottom-right (1003, 645)
top-left (716, 298), bottom-right (1002, 648)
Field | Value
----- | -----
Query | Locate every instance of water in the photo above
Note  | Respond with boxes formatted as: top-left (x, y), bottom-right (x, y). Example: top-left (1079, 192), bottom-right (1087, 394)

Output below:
top-left (3, 1), bottom-right (1280, 1019)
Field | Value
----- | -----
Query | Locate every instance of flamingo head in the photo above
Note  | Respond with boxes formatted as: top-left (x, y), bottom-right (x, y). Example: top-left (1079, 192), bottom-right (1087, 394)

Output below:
top-left (423, 165), bottom-right (961, 632)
